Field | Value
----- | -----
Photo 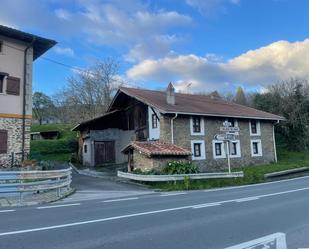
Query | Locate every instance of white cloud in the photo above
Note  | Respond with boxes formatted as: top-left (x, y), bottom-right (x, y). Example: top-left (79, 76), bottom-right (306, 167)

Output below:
top-left (53, 47), bottom-right (75, 57)
top-left (55, 9), bottom-right (72, 21)
top-left (0, 0), bottom-right (192, 62)
top-left (127, 39), bottom-right (309, 92)
top-left (186, 0), bottom-right (240, 16)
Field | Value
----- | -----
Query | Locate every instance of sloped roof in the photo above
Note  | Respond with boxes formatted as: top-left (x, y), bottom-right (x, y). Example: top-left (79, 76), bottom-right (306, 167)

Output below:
top-left (114, 87), bottom-right (284, 120)
top-left (0, 25), bottom-right (57, 60)
top-left (122, 141), bottom-right (192, 157)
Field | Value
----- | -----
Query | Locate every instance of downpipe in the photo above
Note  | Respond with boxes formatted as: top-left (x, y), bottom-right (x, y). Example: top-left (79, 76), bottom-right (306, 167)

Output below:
top-left (171, 113), bottom-right (178, 144)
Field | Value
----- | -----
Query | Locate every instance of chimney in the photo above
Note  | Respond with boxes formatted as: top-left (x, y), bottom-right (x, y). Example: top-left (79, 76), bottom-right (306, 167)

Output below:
top-left (166, 82), bottom-right (175, 105)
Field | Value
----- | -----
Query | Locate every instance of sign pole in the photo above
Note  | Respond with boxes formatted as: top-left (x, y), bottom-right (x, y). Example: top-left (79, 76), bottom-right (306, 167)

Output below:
top-left (226, 140), bottom-right (231, 174)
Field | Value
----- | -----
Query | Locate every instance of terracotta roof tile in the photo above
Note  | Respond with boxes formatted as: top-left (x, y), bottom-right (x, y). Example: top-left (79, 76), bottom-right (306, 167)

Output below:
top-left (122, 141), bottom-right (192, 157)
top-left (118, 87), bottom-right (284, 120)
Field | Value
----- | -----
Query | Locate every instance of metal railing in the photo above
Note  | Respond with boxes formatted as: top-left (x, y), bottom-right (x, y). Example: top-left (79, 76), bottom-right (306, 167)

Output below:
top-left (117, 171), bottom-right (244, 182)
top-left (0, 167), bottom-right (72, 204)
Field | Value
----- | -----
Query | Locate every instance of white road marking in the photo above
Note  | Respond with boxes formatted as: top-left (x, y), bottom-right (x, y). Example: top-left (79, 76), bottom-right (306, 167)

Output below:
top-left (192, 203), bottom-right (221, 209)
top-left (160, 192), bottom-right (187, 197)
top-left (37, 203), bottom-right (81, 209)
top-left (0, 209), bottom-right (15, 213)
top-left (203, 175), bottom-right (309, 193)
top-left (1, 186), bottom-right (309, 237)
top-left (103, 197), bottom-right (139, 203)
top-left (235, 197), bottom-right (259, 203)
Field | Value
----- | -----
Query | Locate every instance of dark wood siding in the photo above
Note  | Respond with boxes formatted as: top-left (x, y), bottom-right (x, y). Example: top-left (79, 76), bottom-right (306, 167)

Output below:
top-left (0, 130), bottom-right (8, 154)
top-left (94, 141), bottom-right (115, 165)
top-left (6, 76), bottom-right (20, 95)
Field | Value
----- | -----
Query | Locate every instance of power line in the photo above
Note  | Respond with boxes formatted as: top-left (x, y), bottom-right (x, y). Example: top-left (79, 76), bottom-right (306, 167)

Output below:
top-left (3, 43), bottom-right (89, 75)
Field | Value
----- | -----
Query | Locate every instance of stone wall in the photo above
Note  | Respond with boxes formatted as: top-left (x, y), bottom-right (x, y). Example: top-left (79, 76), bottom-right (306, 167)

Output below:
top-left (0, 117), bottom-right (31, 168)
top-left (160, 115), bottom-right (276, 172)
top-left (132, 150), bottom-right (190, 171)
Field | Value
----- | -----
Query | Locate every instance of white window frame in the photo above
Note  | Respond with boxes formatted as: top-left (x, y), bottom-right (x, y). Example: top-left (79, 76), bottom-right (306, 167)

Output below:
top-left (191, 140), bottom-right (206, 160)
top-left (212, 140), bottom-right (226, 159)
top-left (229, 140), bottom-right (241, 158)
top-left (190, 116), bottom-right (205, 136)
top-left (249, 120), bottom-right (261, 136)
top-left (250, 139), bottom-right (263, 157)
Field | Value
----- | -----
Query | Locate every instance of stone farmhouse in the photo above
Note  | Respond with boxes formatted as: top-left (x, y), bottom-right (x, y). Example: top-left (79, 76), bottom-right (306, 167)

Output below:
top-left (73, 83), bottom-right (284, 172)
top-left (0, 25), bottom-right (56, 167)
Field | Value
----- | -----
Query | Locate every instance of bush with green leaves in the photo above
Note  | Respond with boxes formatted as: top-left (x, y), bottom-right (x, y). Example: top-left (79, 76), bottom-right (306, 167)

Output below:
top-left (162, 161), bottom-right (199, 175)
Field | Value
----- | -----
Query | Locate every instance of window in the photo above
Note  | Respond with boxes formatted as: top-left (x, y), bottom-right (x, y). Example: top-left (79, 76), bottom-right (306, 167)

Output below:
top-left (212, 140), bottom-right (225, 159)
top-left (215, 143), bottom-right (222, 156)
top-left (191, 140), bottom-right (206, 160)
top-left (6, 76), bottom-right (20, 95)
top-left (250, 139), bottom-right (262, 157)
top-left (0, 75), bottom-right (4, 93)
top-left (190, 116), bottom-right (205, 135)
top-left (227, 118), bottom-right (237, 127)
top-left (193, 117), bottom-right (201, 133)
top-left (252, 142), bottom-right (258, 154)
top-left (84, 144), bottom-right (88, 153)
top-left (0, 41), bottom-right (2, 53)
top-left (249, 120), bottom-right (260, 136)
top-left (229, 140), bottom-right (241, 158)
top-left (194, 143), bottom-right (201, 157)
top-left (0, 130), bottom-right (8, 154)
top-left (152, 114), bottom-right (157, 128)
top-left (231, 142), bottom-right (237, 155)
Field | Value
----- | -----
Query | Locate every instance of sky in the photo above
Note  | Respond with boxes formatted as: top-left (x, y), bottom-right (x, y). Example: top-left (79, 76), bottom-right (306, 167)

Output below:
top-left (1, 0), bottom-right (309, 95)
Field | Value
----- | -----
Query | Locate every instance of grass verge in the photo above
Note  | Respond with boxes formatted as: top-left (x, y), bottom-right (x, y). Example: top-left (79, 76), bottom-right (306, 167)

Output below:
top-left (146, 150), bottom-right (309, 191)
top-left (30, 123), bottom-right (77, 162)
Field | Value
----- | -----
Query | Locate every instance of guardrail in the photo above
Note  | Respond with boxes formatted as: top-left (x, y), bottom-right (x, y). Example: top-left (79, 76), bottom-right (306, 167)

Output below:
top-left (117, 171), bottom-right (244, 182)
top-left (0, 167), bottom-right (72, 204)
top-left (264, 167), bottom-right (309, 179)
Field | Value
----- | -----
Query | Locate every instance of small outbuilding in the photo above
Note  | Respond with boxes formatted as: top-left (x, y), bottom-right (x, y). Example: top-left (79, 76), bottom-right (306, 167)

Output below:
top-left (122, 141), bottom-right (192, 172)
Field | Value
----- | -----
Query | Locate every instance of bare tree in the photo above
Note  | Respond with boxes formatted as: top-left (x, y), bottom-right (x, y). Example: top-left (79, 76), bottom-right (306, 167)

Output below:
top-left (55, 58), bottom-right (121, 123)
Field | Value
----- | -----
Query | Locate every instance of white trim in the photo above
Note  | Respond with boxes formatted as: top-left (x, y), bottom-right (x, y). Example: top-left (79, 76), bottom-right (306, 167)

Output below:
top-left (225, 118), bottom-right (238, 128)
top-left (249, 120), bottom-right (261, 136)
top-left (273, 124), bottom-right (277, 162)
top-left (229, 140), bottom-right (241, 158)
top-left (250, 139), bottom-right (263, 157)
top-left (191, 140), bottom-right (206, 160)
top-left (190, 116), bottom-right (205, 136)
top-left (212, 140), bottom-right (226, 159)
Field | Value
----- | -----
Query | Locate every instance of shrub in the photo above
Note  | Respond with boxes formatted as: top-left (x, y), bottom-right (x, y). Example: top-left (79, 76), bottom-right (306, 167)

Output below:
top-left (162, 161), bottom-right (199, 175)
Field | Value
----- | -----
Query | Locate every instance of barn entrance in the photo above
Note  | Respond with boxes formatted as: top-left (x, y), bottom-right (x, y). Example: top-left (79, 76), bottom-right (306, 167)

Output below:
top-left (94, 141), bottom-right (115, 165)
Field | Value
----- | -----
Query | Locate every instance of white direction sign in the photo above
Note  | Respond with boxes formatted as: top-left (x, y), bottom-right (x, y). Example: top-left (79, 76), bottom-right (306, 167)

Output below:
top-left (220, 126), bottom-right (240, 132)
top-left (214, 133), bottom-right (236, 141)
top-left (214, 134), bottom-right (226, 141)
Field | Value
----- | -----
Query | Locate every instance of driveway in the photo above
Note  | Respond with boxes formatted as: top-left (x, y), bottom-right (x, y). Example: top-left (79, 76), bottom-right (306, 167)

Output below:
top-left (61, 169), bottom-right (153, 203)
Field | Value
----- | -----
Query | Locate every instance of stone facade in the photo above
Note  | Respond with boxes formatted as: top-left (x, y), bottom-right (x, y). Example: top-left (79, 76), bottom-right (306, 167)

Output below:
top-left (160, 115), bottom-right (276, 172)
top-left (0, 117), bottom-right (31, 167)
top-left (132, 150), bottom-right (189, 171)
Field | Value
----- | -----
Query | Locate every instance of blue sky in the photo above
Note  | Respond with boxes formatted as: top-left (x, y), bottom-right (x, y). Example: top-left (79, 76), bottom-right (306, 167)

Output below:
top-left (1, 0), bottom-right (309, 95)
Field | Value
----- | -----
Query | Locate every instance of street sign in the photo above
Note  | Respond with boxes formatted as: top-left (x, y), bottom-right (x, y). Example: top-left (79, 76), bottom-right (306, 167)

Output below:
top-left (220, 126), bottom-right (240, 132)
top-left (214, 134), bottom-right (236, 141)
top-left (214, 134), bottom-right (226, 141)
top-left (225, 133), bottom-right (236, 140)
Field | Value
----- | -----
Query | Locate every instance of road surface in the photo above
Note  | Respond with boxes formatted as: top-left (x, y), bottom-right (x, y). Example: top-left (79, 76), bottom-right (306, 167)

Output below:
top-left (1, 176), bottom-right (309, 249)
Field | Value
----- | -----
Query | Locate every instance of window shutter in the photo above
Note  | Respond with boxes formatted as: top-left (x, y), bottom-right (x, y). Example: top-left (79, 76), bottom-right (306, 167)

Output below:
top-left (6, 76), bottom-right (20, 95)
top-left (0, 130), bottom-right (8, 154)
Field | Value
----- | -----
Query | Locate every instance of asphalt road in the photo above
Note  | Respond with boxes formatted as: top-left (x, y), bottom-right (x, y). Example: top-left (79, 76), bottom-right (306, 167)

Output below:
top-left (1, 176), bottom-right (309, 249)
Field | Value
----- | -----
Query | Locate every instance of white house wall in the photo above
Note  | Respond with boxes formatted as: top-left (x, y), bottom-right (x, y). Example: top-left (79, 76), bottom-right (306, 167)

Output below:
top-left (148, 106), bottom-right (160, 140)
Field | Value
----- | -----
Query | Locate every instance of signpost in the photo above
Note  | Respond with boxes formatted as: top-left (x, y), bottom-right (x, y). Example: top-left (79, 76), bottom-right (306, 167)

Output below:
top-left (214, 121), bottom-right (240, 174)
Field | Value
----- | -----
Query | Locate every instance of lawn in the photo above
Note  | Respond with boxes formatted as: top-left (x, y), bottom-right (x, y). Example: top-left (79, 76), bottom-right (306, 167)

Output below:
top-left (30, 123), bottom-right (78, 162)
top-left (147, 149), bottom-right (309, 191)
